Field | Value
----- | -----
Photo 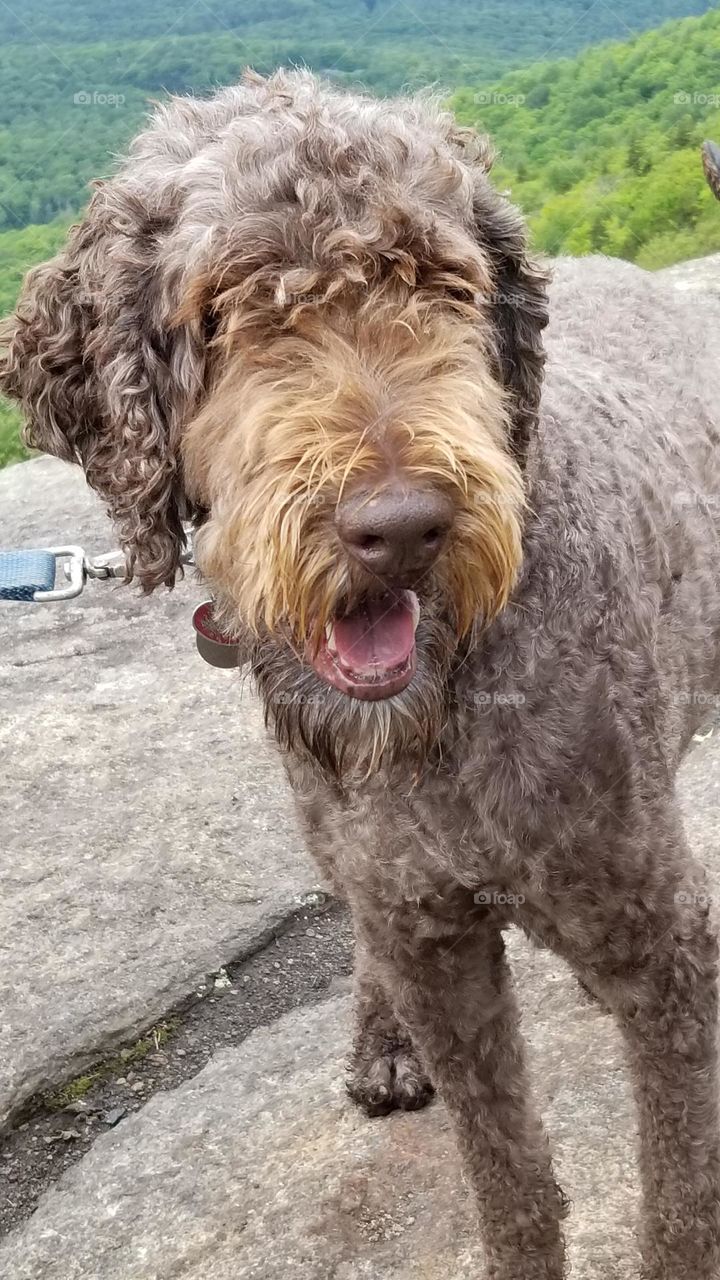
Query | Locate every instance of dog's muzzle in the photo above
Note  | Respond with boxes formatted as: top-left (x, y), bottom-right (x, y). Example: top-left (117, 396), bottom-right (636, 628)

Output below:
top-left (302, 483), bottom-right (451, 700)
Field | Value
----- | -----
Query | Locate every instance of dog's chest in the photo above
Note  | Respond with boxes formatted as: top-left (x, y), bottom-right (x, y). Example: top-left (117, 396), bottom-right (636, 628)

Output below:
top-left (295, 750), bottom-right (528, 912)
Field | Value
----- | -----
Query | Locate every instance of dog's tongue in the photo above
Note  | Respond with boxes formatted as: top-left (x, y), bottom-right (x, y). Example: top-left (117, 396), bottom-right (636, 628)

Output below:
top-left (332, 593), bottom-right (417, 676)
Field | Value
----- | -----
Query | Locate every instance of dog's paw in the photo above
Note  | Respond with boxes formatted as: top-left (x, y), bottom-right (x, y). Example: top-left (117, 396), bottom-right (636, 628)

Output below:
top-left (347, 1042), bottom-right (434, 1117)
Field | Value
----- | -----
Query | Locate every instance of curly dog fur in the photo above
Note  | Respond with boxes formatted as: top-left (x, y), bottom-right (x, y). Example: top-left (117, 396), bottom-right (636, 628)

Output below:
top-left (3, 70), bottom-right (720, 1279)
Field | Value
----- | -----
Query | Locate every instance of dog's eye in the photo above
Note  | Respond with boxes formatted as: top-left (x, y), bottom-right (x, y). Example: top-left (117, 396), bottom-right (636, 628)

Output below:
top-left (203, 311), bottom-right (219, 343)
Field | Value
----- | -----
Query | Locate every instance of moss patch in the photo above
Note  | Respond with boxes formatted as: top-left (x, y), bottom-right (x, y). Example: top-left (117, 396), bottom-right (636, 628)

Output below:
top-left (43, 1019), bottom-right (178, 1111)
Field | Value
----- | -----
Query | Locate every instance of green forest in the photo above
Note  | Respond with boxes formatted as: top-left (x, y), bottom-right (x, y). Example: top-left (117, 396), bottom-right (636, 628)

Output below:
top-left (1, 1), bottom-right (719, 464)
top-left (0, 0), bottom-right (715, 231)
top-left (453, 9), bottom-right (720, 269)
top-left (2, 0), bottom-right (713, 49)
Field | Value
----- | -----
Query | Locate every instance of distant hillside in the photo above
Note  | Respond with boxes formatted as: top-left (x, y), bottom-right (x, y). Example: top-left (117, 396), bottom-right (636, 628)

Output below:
top-left (453, 8), bottom-right (720, 267)
top-left (1, 0), bottom-right (714, 56)
top-left (1, 4), bottom-right (719, 465)
top-left (0, 223), bottom-right (70, 317)
top-left (0, 223), bottom-right (70, 464)
top-left (0, 0), bottom-right (716, 231)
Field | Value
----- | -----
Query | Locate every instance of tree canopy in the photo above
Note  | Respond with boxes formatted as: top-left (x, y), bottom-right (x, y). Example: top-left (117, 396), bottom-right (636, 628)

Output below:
top-left (1, 2), bottom-right (719, 465)
top-left (0, 0), bottom-right (716, 231)
top-left (453, 9), bottom-right (720, 268)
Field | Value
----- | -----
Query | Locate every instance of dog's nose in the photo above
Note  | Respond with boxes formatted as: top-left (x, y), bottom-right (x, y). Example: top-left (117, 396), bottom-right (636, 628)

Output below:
top-left (336, 486), bottom-right (454, 579)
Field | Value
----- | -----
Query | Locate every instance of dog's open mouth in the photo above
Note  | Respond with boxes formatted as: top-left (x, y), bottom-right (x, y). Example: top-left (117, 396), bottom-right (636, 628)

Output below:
top-left (307, 590), bottom-right (419, 700)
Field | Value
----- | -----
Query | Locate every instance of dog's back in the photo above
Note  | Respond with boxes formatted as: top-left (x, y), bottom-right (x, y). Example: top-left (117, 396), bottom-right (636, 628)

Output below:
top-left (548, 254), bottom-right (719, 426)
top-left (525, 255), bottom-right (720, 764)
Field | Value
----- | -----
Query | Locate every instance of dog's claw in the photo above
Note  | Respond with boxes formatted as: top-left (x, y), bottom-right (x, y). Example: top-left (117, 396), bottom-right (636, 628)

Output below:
top-left (347, 1044), bottom-right (434, 1117)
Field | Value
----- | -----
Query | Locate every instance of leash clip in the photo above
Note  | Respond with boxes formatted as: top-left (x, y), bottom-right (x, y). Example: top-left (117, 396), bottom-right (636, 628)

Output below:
top-left (32, 546), bottom-right (87, 602)
top-left (84, 550), bottom-right (128, 581)
top-left (45, 546), bottom-right (130, 598)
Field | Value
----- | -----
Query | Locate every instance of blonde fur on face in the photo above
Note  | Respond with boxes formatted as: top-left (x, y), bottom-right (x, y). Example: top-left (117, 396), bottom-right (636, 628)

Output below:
top-left (183, 286), bottom-right (525, 646)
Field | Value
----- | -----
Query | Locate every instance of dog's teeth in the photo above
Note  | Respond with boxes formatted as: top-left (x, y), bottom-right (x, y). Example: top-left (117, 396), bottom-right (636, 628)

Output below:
top-left (325, 623), bottom-right (337, 653)
top-left (410, 594), bottom-right (421, 632)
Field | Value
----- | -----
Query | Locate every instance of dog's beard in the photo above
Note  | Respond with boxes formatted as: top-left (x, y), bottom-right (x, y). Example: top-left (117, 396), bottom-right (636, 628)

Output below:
top-left (252, 596), bottom-right (460, 778)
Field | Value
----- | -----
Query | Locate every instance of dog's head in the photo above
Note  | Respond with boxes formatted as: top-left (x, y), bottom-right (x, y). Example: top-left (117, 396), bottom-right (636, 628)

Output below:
top-left (0, 72), bottom-right (548, 775)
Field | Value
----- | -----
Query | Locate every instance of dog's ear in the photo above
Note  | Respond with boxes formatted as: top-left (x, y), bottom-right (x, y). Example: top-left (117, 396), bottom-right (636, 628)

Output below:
top-left (0, 257), bottom-right (89, 467)
top-left (0, 199), bottom-right (204, 590)
top-left (703, 141), bottom-right (720, 201)
top-left (452, 131), bottom-right (549, 463)
top-left (473, 179), bottom-right (549, 462)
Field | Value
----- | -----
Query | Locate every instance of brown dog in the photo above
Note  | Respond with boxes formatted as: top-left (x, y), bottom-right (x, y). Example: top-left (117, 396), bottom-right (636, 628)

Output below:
top-left (3, 71), bottom-right (720, 1280)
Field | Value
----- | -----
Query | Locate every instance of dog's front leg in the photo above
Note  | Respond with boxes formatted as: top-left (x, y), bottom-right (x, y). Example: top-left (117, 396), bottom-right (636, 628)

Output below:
top-left (289, 780), bottom-right (434, 1117)
top-left (353, 900), bottom-right (568, 1280)
top-left (346, 941), bottom-right (434, 1116)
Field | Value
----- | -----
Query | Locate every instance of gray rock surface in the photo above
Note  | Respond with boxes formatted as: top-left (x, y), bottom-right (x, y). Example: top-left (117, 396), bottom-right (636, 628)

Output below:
top-left (5, 724), bottom-right (720, 1280)
top-left (0, 457), bottom-right (318, 1125)
top-left (4, 721), bottom-right (719, 1278)
top-left (658, 250), bottom-right (720, 292)
top-left (0, 973), bottom-right (643, 1280)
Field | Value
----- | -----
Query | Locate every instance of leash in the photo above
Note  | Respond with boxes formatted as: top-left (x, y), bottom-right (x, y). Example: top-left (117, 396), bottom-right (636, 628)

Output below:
top-left (0, 545), bottom-right (133, 602)
top-left (0, 543), bottom-right (196, 602)
top-left (0, 539), bottom-right (244, 668)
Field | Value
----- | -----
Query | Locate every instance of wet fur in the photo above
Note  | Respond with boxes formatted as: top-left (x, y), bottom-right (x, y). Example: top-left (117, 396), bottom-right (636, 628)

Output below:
top-left (3, 70), bottom-right (720, 1280)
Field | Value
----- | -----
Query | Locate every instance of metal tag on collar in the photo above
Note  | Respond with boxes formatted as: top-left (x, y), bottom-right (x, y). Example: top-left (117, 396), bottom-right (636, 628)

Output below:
top-left (192, 601), bottom-right (243, 668)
